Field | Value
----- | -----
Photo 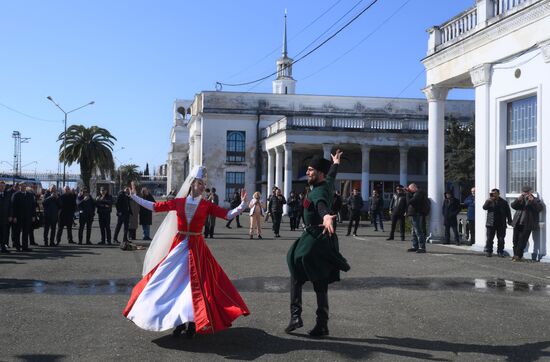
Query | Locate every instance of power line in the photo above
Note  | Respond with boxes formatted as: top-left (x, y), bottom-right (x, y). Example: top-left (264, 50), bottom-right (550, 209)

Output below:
top-left (224, 0), bottom-right (345, 82)
top-left (217, 0), bottom-right (380, 89)
top-left (395, 68), bottom-right (425, 98)
top-left (300, 0), bottom-right (411, 82)
top-left (0, 101), bottom-right (60, 123)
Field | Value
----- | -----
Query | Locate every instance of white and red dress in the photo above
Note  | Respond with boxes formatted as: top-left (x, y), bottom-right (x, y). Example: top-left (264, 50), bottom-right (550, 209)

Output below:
top-left (123, 195), bottom-right (249, 334)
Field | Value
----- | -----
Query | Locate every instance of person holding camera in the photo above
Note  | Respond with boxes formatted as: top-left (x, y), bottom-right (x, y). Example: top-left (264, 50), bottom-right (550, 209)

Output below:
top-left (482, 188), bottom-right (512, 257)
top-left (387, 185), bottom-right (407, 241)
top-left (510, 185), bottom-right (543, 262)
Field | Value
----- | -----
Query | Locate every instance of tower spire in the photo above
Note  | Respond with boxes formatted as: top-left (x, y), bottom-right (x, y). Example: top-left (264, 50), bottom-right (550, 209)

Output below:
top-left (282, 10), bottom-right (288, 57)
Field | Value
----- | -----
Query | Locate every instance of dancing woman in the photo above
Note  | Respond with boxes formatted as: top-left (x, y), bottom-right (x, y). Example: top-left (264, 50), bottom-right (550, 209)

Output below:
top-left (123, 166), bottom-right (250, 338)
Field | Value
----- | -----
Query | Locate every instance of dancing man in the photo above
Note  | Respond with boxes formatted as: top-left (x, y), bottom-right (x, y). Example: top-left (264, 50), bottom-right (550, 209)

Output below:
top-left (123, 166), bottom-right (249, 338)
top-left (286, 150), bottom-right (351, 337)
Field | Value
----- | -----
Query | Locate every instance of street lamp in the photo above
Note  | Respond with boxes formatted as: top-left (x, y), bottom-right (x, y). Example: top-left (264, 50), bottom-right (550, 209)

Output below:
top-left (46, 96), bottom-right (95, 187)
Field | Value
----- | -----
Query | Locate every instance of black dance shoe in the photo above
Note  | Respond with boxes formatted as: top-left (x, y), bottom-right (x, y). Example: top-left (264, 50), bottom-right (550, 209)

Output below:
top-left (284, 316), bottom-right (303, 333)
top-left (308, 322), bottom-right (329, 337)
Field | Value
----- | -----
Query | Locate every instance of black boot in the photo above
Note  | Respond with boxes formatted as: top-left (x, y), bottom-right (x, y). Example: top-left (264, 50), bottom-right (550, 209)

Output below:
top-left (172, 324), bottom-right (186, 338)
top-left (185, 322), bottom-right (196, 339)
top-left (285, 278), bottom-right (303, 333)
top-left (308, 291), bottom-right (329, 337)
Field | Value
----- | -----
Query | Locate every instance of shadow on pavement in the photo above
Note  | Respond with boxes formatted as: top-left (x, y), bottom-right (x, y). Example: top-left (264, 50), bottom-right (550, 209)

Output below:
top-left (16, 354), bottom-right (66, 362)
top-left (152, 327), bottom-right (445, 361)
top-left (0, 246), bottom-right (99, 262)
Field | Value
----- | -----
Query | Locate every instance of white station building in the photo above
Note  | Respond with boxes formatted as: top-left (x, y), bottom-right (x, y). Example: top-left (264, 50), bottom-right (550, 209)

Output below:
top-left (167, 16), bottom-right (474, 213)
top-left (423, 0), bottom-right (550, 260)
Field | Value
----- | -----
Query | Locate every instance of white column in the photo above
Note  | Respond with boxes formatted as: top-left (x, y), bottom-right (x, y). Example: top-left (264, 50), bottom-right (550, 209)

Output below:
top-left (399, 146), bottom-right (409, 187)
top-left (283, 143), bottom-right (293, 214)
top-left (423, 85), bottom-right (449, 242)
top-left (275, 146), bottom-right (283, 190)
top-left (189, 137), bottom-right (195, 169)
top-left (267, 149), bottom-right (275, 196)
top-left (194, 133), bottom-right (202, 166)
top-left (470, 64), bottom-right (492, 248)
top-left (361, 144), bottom-right (371, 202)
top-left (323, 144), bottom-right (332, 160)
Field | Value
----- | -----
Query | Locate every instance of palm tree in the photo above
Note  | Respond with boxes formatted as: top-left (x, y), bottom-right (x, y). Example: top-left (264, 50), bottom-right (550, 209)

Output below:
top-left (58, 125), bottom-right (117, 188)
top-left (118, 164), bottom-right (141, 186)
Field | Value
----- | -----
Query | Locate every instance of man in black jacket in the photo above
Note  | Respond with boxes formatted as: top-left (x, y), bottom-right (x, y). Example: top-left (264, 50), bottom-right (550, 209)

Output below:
top-left (56, 186), bottom-right (77, 245)
top-left (114, 186), bottom-right (132, 249)
top-left (96, 187), bottom-right (113, 244)
top-left (442, 191), bottom-right (461, 245)
top-left (268, 188), bottom-right (286, 237)
top-left (11, 182), bottom-right (36, 251)
top-left (225, 191), bottom-right (242, 229)
top-left (346, 188), bottom-right (364, 236)
top-left (369, 190), bottom-right (384, 232)
top-left (77, 187), bottom-right (95, 245)
top-left (0, 181), bottom-right (11, 253)
top-left (387, 185), bottom-right (407, 241)
top-left (405, 183), bottom-right (428, 253)
top-left (42, 185), bottom-right (60, 247)
top-left (510, 185), bottom-right (543, 262)
top-left (482, 188), bottom-right (512, 257)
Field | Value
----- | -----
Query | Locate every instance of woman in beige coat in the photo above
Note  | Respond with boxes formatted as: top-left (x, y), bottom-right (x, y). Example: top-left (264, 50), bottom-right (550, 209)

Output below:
top-left (248, 192), bottom-right (263, 239)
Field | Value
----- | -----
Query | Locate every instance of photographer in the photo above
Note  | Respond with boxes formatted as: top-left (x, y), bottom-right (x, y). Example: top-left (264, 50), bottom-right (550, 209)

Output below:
top-left (510, 186), bottom-right (543, 262)
top-left (482, 189), bottom-right (512, 257)
top-left (405, 183), bottom-right (428, 253)
top-left (77, 187), bottom-right (96, 245)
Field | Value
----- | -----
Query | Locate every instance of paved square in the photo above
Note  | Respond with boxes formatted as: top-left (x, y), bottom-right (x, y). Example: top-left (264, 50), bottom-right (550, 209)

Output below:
top-left (1, 213), bottom-right (550, 361)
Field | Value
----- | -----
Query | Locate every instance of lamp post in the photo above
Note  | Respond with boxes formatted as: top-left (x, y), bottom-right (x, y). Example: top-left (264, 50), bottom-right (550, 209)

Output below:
top-left (46, 96), bottom-right (95, 187)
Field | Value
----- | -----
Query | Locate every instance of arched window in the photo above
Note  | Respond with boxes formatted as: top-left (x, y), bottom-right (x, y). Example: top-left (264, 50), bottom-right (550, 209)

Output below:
top-left (227, 131), bottom-right (246, 163)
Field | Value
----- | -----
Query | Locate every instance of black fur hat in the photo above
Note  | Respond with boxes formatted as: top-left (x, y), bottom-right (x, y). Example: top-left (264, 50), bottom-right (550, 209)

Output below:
top-left (308, 155), bottom-right (331, 175)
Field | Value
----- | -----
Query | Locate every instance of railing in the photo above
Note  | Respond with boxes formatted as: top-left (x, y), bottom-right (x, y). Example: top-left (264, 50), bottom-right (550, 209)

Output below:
top-left (493, 0), bottom-right (529, 16)
top-left (440, 6), bottom-right (477, 46)
top-left (261, 116), bottom-right (428, 138)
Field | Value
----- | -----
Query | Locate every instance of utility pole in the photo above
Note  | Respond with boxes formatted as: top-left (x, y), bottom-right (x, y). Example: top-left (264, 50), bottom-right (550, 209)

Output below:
top-left (12, 131), bottom-right (30, 183)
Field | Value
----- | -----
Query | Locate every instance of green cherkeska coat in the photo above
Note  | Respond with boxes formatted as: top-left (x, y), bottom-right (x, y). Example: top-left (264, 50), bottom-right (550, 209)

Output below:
top-left (287, 166), bottom-right (350, 283)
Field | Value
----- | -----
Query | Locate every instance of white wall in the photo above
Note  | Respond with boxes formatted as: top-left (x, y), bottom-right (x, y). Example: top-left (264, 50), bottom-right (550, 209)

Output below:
top-left (487, 46), bottom-right (550, 260)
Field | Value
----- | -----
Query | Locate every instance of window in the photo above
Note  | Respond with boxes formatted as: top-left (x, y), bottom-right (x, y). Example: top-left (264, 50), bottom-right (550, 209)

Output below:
top-left (506, 96), bottom-right (537, 194)
top-left (226, 172), bottom-right (245, 202)
top-left (227, 131), bottom-right (246, 163)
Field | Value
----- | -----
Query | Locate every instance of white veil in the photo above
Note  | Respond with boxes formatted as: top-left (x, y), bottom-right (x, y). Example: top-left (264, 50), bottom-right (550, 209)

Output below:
top-left (141, 166), bottom-right (206, 276)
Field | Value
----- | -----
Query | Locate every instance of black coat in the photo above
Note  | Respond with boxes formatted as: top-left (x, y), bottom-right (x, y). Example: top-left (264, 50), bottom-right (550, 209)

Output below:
top-left (347, 194), bottom-right (364, 212)
top-left (483, 197), bottom-right (512, 227)
top-left (442, 197), bottom-right (460, 225)
top-left (96, 194), bottom-right (113, 216)
top-left (331, 194), bottom-right (343, 213)
top-left (116, 191), bottom-right (132, 216)
top-left (406, 190), bottom-right (428, 216)
top-left (0, 189), bottom-right (12, 224)
top-left (77, 195), bottom-right (96, 219)
top-left (139, 194), bottom-right (155, 225)
top-left (58, 192), bottom-right (77, 223)
top-left (511, 196), bottom-right (543, 230)
top-left (389, 192), bottom-right (407, 216)
top-left (369, 195), bottom-right (384, 212)
top-left (11, 191), bottom-right (37, 221)
top-left (43, 194), bottom-right (60, 223)
top-left (268, 195), bottom-right (286, 214)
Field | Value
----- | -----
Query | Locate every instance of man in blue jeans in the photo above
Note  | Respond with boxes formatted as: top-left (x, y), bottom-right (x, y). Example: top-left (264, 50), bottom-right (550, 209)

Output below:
top-left (405, 183), bottom-right (428, 253)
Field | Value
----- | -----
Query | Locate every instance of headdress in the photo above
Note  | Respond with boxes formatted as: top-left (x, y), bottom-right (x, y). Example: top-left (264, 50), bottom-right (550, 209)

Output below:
top-left (308, 155), bottom-right (331, 175)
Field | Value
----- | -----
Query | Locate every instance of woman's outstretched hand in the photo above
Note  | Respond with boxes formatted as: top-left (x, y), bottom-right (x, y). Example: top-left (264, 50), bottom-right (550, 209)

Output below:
top-left (130, 181), bottom-right (137, 195)
top-left (331, 149), bottom-right (343, 165)
top-left (240, 189), bottom-right (247, 202)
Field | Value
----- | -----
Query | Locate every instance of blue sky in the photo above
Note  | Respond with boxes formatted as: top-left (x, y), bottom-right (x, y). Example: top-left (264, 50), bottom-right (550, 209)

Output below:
top-left (0, 0), bottom-right (474, 175)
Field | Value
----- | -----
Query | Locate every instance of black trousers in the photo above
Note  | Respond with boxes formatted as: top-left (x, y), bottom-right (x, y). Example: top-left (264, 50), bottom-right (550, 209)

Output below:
top-left (289, 216), bottom-right (299, 231)
top-left (14, 219), bottom-right (32, 249)
top-left (56, 219), bottom-right (74, 244)
top-left (43, 219), bottom-right (57, 245)
top-left (485, 224), bottom-right (506, 253)
top-left (389, 214), bottom-right (405, 239)
top-left (204, 216), bottom-right (216, 237)
top-left (466, 220), bottom-right (475, 243)
top-left (0, 222), bottom-right (9, 248)
top-left (272, 212), bottom-right (282, 235)
top-left (98, 213), bottom-right (112, 243)
top-left (444, 219), bottom-right (459, 243)
top-left (347, 210), bottom-right (361, 235)
top-left (114, 214), bottom-right (129, 242)
top-left (78, 215), bottom-right (94, 244)
top-left (290, 276), bottom-right (329, 322)
top-left (512, 225), bottom-right (532, 259)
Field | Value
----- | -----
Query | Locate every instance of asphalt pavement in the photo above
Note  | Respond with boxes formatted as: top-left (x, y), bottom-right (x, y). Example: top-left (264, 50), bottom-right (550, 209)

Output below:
top-left (1, 212), bottom-right (550, 361)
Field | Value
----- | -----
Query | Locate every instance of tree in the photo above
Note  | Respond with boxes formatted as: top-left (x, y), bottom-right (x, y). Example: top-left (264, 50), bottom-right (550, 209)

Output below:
top-left (118, 164), bottom-right (141, 186)
top-left (58, 125), bottom-right (117, 188)
top-left (445, 119), bottom-right (475, 199)
top-left (144, 163), bottom-right (150, 176)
